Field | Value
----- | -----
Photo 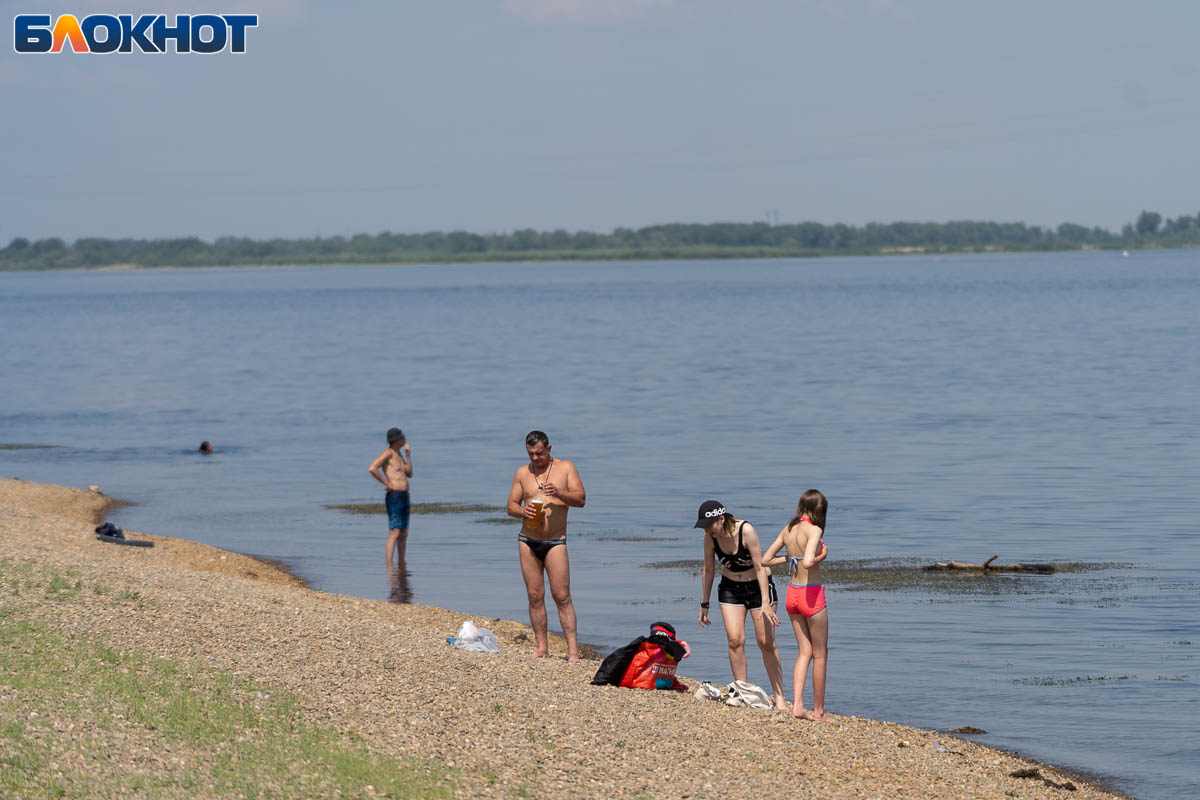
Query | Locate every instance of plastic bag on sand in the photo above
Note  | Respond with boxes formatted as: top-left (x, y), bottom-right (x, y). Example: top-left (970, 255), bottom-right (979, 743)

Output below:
top-left (453, 620), bottom-right (499, 653)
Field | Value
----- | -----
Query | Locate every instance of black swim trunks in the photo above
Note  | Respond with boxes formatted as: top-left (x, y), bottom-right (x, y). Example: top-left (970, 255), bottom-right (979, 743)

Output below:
top-left (717, 574), bottom-right (778, 609)
top-left (518, 535), bottom-right (566, 563)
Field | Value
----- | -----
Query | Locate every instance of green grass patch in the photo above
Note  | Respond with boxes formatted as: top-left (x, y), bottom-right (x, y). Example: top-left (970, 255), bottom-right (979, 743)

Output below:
top-left (0, 561), bottom-right (94, 604)
top-left (43, 575), bottom-right (82, 600)
top-left (0, 556), bottom-right (148, 606)
top-left (0, 614), bottom-right (455, 799)
top-left (326, 502), bottom-right (504, 515)
top-left (0, 558), bottom-right (153, 610)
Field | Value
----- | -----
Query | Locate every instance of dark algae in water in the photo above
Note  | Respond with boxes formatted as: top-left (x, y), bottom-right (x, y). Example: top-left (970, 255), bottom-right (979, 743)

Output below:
top-left (642, 557), bottom-right (1129, 596)
top-left (1009, 768), bottom-right (1078, 792)
top-left (326, 502), bottom-right (505, 515)
top-left (1013, 674), bottom-right (1135, 686)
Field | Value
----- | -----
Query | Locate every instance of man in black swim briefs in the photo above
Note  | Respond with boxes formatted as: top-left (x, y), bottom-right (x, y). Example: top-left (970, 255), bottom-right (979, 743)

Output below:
top-left (506, 430), bottom-right (587, 662)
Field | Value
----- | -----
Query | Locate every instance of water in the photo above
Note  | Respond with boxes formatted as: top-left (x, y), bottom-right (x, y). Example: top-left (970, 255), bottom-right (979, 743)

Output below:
top-left (2, 252), bottom-right (1198, 799)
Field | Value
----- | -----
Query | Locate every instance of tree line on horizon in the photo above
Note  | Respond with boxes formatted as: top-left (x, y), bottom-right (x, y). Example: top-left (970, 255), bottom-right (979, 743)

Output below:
top-left (2, 210), bottom-right (1197, 270)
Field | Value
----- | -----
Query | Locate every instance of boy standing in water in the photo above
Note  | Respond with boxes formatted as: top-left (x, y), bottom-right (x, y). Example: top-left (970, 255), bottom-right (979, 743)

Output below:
top-left (368, 427), bottom-right (413, 565)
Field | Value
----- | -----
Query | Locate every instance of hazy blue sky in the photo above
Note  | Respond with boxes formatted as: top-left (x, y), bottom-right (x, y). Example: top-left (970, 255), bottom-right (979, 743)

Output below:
top-left (4, 0), bottom-right (1200, 241)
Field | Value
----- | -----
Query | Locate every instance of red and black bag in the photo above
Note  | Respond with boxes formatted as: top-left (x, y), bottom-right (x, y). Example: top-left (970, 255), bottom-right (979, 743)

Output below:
top-left (590, 622), bottom-right (689, 691)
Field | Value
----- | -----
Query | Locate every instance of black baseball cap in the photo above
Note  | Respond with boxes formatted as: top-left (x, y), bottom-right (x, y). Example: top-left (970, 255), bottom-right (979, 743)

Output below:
top-left (693, 499), bottom-right (726, 529)
top-left (649, 621), bottom-right (677, 641)
top-left (386, 427), bottom-right (404, 443)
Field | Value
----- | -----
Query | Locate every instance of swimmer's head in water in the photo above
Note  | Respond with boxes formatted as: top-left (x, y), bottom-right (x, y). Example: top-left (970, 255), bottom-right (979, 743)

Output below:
top-left (386, 427), bottom-right (405, 445)
top-left (198, 441), bottom-right (213, 454)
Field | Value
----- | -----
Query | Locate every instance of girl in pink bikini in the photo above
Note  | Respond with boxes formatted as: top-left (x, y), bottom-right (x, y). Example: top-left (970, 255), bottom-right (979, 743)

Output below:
top-left (763, 489), bottom-right (830, 721)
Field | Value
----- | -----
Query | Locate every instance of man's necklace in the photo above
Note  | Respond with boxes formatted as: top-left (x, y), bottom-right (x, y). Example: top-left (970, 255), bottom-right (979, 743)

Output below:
top-left (532, 459), bottom-right (554, 490)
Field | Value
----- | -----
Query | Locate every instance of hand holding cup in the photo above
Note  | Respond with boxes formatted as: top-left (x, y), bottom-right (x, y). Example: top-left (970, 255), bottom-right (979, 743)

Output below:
top-left (525, 496), bottom-right (546, 528)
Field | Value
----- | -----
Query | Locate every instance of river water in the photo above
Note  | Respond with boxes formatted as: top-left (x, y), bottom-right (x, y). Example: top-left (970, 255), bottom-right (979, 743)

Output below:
top-left (2, 251), bottom-right (1197, 798)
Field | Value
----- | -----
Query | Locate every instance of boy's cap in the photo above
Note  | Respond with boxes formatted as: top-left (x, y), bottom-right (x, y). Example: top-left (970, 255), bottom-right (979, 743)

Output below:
top-left (693, 500), bottom-right (726, 529)
top-left (386, 427), bottom-right (404, 443)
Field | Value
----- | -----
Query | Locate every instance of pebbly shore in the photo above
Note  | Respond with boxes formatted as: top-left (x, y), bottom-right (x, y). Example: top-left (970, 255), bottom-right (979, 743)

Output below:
top-left (0, 476), bottom-right (1129, 799)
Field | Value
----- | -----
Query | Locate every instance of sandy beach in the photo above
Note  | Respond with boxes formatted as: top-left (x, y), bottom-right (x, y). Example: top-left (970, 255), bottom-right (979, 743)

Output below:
top-left (0, 476), bottom-right (1129, 799)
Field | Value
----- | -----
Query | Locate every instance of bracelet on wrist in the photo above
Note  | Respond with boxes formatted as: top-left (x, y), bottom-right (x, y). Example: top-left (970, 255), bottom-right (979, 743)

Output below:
top-left (699, 602), bottom-right (710, 609)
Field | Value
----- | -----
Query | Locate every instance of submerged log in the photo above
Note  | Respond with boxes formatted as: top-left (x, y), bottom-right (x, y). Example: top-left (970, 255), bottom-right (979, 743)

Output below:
top-left (923, 554), bottom-right (1056, 574)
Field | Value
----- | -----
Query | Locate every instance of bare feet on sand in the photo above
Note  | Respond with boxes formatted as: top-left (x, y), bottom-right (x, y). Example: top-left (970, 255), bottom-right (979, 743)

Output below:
top-left (792, 707), bottom-right (812, 720)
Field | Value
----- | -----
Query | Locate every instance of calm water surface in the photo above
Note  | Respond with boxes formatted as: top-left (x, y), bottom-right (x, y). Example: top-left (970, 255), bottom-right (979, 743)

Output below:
top-left (2, 252), bottom-right (1198, 799)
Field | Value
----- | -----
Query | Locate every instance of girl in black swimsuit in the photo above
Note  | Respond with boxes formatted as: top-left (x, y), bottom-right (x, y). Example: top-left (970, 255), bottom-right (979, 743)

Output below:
top-left (694, 499), bottom-right (788, 711)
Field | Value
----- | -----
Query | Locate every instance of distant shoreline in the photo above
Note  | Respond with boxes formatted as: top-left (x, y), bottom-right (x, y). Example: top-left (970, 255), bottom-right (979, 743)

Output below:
top-left (7, 213), bottom-right (1196, 272)
top-left (0, 242), bottom-right (1173, 273)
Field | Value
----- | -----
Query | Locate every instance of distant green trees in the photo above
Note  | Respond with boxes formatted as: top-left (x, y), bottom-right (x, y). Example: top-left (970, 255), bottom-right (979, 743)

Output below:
top-left (4, 211), bottom-right (1200, 270)
top-left (1135, 211), bottom-right (1163, 236)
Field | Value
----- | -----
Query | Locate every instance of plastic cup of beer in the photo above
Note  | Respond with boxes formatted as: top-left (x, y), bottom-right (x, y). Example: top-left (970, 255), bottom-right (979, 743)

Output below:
top-left (527, 497), bottom-right (546, 528)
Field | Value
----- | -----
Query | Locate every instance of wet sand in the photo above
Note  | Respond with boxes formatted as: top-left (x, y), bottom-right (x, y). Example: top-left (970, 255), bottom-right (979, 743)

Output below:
top-left (0, 476), bottom-right (1129, 799)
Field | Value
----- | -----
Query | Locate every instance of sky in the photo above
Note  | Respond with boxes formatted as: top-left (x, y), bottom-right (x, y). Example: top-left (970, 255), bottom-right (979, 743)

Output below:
top-left (4, 0), bottom-right (1200, 242)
